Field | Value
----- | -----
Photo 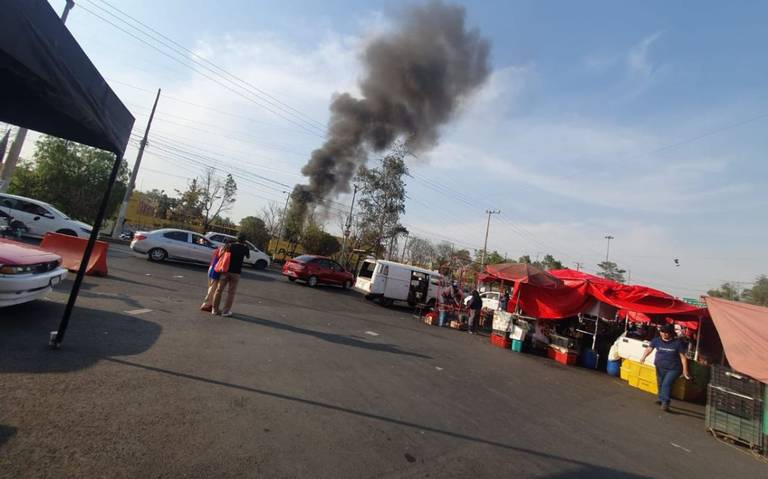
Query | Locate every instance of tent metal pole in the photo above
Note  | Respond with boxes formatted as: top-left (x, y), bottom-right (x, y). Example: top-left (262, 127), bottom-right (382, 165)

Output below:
top-left (694, 317), bottom-right (702, 362)
top-left (50, 153), bottom-right (125, 348)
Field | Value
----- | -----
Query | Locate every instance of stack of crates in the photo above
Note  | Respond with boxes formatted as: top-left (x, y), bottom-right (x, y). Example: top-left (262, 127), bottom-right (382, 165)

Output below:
top-left (706, 365), bottom-right (764, 452)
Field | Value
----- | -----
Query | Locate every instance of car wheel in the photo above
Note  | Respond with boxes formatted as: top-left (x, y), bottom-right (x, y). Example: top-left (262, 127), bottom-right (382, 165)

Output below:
top-left (56, 229), bottom-right (77, 236)
top-left (307, 275), bottom-right (318, 288)
top-left (379, 297), bottom-right (394, 307)
top-left (254, 260), bottom-right (268, 270)
top-left (148, 248), bottom-right (167, 262)
top-left (288, 276), bottom-right (296, 282)
top-left (342, 280), bottom-right (352, 290)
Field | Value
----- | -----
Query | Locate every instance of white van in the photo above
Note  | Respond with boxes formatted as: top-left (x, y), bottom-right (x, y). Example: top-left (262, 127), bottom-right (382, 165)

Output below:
top-left (355, 259), bottom-right (443, 307)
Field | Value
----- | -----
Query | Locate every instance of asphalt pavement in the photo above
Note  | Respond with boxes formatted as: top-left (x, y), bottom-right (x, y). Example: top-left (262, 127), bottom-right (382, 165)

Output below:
top-left (1, 245), bottom-right (765, 478)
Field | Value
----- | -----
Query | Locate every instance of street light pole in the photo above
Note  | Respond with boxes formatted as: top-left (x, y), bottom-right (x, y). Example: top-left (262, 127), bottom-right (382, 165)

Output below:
top-left (61, 0), bottom-right (75, 23)
top-left (480, 209), bottom-right (501, 269)
top-left (604, 235), bottom-right (614, 263)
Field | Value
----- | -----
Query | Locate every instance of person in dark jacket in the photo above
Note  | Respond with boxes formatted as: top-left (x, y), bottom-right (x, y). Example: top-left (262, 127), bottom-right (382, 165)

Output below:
top-left (639, 323), bottom-right (691, 411)
top-left (467, 289), bottom-right (483, 334)
top-left (212, 234), bottom-right (250, 317)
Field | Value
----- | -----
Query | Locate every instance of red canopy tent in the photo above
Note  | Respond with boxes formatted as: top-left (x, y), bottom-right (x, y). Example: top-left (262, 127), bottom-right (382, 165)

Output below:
top-left (499, 267), bottom-right (708, 321)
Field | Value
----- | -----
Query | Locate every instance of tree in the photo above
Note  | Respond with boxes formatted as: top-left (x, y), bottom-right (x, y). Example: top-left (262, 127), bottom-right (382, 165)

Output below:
top-left (9, 135), bottom-right (129, 223)
top-left (140, 189), bottom-right (176, 220)
top-left (240, 216), bottom-right (270, 250)
top-left (355, 153), bottom-right (408, 257)
top-left (517, 254), bottom-right (563, 270)
top-left (260, 201), bottom-right (283, 237)
top-left (170, 178), bottom-right (204, 226)
top-left (476, 249), bottom-right (505, 265)
top-left (541, 254), bottom-right (564, 271)
top-left (597, 261), bottom-right (626, 283)
top-left (301, 225), bottom-right (341, 256)
top-left (406, 237), bottom-right (435, 266)
top-left (707, 282), bottom-right (741, 301)
top-left (199, 168), bottom-right (237, 231)
top-left (741, 275), bottom-right (768, 306)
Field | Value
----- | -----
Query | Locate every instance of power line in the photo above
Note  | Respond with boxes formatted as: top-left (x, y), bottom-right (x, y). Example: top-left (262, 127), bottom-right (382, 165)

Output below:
top-left (76, 1), bottom-right (326, 139)
top-left (91, 0), bottom-right (326, 131)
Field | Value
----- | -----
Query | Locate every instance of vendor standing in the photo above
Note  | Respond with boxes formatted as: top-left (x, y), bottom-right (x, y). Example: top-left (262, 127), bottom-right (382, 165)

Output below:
top-left (639, 324), bottom-right (691, 412)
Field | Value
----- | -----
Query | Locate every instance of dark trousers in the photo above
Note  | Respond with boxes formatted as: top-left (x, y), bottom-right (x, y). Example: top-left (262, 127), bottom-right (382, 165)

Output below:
top-left (655, 366), bottom-right (681, 404)
top-left (468, 309), bottom-right (480, 332)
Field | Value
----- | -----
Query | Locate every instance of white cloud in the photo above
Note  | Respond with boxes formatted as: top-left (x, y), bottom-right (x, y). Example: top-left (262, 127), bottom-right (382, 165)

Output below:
top-left (627, 31), bottom-right (663, 81)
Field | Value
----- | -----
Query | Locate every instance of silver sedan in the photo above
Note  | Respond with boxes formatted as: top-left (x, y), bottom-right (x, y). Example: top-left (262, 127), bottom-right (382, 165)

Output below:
top-left (130, 228), bottom-right (217, 264)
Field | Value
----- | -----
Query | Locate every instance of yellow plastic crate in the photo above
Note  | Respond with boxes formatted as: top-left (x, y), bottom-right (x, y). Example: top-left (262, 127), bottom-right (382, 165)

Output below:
top-left (620, 359), bottom-right (640, 381)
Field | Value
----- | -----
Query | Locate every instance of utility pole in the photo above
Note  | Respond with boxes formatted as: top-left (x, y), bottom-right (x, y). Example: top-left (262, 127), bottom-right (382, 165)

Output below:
top-left (339, 184), bottom-right (358, 266)
top-left (627, 269), bottom-right (631, 284)
top-left (604, 235), bottom-right (614, 263)
top-left (480, 209), bottom-right (501, 269)
top-left (275, 191), bottom-right (291, 242)
top-left (0, 2), bottom-right (75, 193)
top-left (112, 89), bottom-right (161, 237)
top-left (400, 232), bottom-right (409, 263)
top-left (574, 262), bottom-right (583, 272)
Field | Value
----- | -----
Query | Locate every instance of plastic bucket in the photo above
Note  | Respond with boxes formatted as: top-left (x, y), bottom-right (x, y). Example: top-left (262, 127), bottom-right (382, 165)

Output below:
top-left (606, 359), bottom-right (621, 377)
top-left (580, 349), bottom-right (598, 369)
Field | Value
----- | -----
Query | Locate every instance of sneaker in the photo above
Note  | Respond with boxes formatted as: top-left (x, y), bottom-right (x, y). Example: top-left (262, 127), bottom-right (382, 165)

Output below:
top-left (660, 403), bottom-right (670, 412)
top-left (221, 311), bottom-right (233, 317)
top-left (211, 310), bottom-right (221, 316)
top-left (200, 304), bottom-right (213, 312)
top-left (654, 400), bottom-right (662, 405)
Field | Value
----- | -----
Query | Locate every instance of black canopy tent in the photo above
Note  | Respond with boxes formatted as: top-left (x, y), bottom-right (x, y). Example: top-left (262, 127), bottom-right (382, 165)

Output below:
top-left (0, 0), bottom-right (135, 346)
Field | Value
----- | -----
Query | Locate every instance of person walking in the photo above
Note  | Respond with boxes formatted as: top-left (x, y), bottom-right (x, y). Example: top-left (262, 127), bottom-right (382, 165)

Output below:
top-left (438, 283), bottom-right (456, 327)
top-left (467, 289), bottom-right (482, 334)
top-left (200, 243), bottom-right (225, 312)
top-left (639, 323), bottom-right (691, 412)
top-left (212, 233), bottom-right (250, 317)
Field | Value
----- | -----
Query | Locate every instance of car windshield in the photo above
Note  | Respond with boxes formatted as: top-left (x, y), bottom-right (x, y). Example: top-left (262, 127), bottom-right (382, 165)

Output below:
top-left (292, 255), bottom-right (316, 263)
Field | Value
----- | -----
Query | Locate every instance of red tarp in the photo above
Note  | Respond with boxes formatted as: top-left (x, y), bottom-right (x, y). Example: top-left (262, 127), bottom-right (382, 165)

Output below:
top-left (503, 267), bottom-right (707, 321)
top-left (705, 297), bottom-right (768, 382)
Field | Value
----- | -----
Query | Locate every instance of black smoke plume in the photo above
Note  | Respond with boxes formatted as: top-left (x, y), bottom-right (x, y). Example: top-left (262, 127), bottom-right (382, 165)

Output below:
top-left (287, 1), bottom-right (490, 227)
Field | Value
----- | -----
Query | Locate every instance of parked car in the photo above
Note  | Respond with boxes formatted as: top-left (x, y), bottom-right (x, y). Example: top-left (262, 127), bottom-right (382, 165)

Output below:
top-left (282, 255), bottom-right (354, 288)
top-left (0, 238), bottom-right (67, 307)
top-left (204, 232), bottom-right (271, 270)
top-left (463, 291), bottom-right (501, 310)
top-left (0, 193), bottom-right (93, 238)
top-left (130, 228), bottom-right (217, 264)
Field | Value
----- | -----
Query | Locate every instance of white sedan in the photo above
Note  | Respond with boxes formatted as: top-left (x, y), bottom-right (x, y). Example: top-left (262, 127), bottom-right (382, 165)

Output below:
top-left (0, 238), bottom-right (67, 307)
top-left (0, 193), bottom-right (93, 238)
top-left (204, 232), bottom-right (271, 270)
top-left (130, 228), bottom-right (218, 264)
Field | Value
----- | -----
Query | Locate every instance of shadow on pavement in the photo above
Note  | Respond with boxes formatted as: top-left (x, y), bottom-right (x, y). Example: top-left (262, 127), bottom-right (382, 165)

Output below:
top-left (103, 357), bottom-right (652, 479)
top-left (0, 300), bottom-right (161, 374)
top-left (234, 313), bottom-right (432, 359)
top-left (0, 425), bottom-right (17, 450)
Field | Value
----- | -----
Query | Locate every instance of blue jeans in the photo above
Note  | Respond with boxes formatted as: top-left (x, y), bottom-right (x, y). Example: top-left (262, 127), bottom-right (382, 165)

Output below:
top-left (438, 310), bottom-right (447, 327)
top-left (655, 366), bottom-right (681, 404)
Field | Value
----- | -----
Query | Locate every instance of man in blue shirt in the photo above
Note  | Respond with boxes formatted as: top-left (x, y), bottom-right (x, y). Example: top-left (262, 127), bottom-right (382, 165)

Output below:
top-left (640, 324), bottom-right (691, 411)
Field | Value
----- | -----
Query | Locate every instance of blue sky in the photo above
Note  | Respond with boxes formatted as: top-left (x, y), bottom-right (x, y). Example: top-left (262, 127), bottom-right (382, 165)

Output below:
top-left (32, 0), bottom-right (768, 296)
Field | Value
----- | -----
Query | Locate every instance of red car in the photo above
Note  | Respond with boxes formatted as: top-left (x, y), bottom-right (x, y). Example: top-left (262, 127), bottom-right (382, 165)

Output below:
top-left (282, 255), bottom-right (354, 289)
top-left (0, 238), bottom-right (67, 307)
